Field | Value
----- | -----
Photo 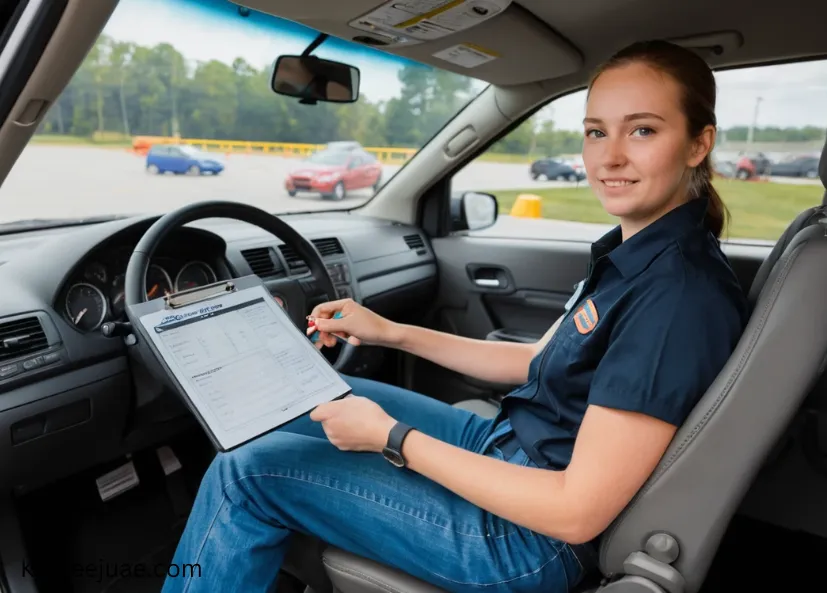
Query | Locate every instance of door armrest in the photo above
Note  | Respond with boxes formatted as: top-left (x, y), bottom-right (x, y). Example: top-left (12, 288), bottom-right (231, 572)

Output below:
top-left (486, 328), bottom-right (541, 343)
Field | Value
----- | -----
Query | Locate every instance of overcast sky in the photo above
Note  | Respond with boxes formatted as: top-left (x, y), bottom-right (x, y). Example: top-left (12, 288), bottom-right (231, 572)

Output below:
top-left (103, 0), bottom-right (827, 132)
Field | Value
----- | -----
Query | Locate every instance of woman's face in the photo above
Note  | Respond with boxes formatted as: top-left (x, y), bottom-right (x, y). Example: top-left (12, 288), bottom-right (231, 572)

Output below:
top-left (582, 62), bottom-right (713, 238)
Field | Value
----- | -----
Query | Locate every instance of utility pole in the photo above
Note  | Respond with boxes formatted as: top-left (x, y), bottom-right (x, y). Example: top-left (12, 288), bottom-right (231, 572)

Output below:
top-left (747, 96), bottom-right (762, 146)
top-left (170, 57), bottom-right (180, 138)
top-left (119, 68), bottom-right (130, 136)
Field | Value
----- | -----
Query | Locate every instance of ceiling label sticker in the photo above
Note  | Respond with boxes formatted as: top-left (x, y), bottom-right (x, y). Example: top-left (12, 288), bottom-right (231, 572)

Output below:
top-left (433, 43), bottom-right (499, 68)
top-left (349, 0), bottom-right (511, 44)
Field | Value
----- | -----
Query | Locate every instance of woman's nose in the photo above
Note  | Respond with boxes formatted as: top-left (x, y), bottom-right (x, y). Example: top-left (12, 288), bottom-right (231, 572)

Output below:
top-left (602, 137), bottom-right (627, 168)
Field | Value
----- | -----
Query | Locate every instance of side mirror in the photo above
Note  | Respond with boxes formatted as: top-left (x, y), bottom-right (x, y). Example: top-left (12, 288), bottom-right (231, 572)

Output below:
top-left (451, 191), bottom-right (498, 232)
top-left (271, 55), bottom-right (360, 104)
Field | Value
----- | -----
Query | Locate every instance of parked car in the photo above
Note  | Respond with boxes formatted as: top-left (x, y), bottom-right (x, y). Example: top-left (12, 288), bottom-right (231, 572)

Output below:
top-left (529, 157), bottom-right (586, 181)
top-left (769, 155), bottom-right (820, 179)
top-left (712, 156), bottom-right (737, 179)
top-left (285, 147), bottom-right (383, 200)
top-left (735, 152), bottom-right (772, 179)
top-left (145, 144), bottom-right (224, 175)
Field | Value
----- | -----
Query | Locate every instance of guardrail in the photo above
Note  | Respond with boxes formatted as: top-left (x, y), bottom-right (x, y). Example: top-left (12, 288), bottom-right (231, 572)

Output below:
top-left (131, 136), bottom-right (417, 164)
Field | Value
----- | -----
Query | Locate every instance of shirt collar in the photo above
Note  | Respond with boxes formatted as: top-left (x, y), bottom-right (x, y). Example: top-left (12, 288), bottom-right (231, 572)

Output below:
top-left (591, 197), bottom-right (710, 278)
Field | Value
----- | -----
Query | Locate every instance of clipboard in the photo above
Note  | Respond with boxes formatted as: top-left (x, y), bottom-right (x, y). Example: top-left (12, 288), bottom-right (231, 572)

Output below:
top-left (127, 274), bottom-right (352, 452)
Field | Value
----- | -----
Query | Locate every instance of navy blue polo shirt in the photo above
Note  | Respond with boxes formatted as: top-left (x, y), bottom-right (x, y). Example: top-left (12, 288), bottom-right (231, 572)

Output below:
top-left (501, 197), bottom-right (749, 470)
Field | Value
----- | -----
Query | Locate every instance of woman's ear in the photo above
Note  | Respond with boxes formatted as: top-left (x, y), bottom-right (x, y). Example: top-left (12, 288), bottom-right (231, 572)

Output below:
top-left (688, 124), bottom-right (716, 167)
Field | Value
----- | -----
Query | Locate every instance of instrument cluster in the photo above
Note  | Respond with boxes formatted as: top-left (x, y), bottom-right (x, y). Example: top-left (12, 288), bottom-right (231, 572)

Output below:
top-left (61, 251), bottom-right (219, 333)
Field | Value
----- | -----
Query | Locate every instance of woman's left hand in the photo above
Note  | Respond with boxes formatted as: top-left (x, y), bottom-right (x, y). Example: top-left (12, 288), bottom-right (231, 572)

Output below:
top-left (310, 396), bottom-right (397, 453)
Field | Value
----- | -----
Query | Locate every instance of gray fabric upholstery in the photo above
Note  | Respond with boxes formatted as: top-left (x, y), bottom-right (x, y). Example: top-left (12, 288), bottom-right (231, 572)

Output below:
top-left (324, 547), bottom-right (445, 593)
top-left (452, 398), bottom-right (499, 418)
top-left (598, 220), bottom-right (827, 592)
top-left (746, 205), bottom-right (827, 307)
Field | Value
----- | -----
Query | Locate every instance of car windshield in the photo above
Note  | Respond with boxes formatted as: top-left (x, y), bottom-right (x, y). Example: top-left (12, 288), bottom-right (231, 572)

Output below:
top-left (0, 0), bottom-right (485, 227)
top-left (176, 145), bottom-right (209, 158)
top-left (305, 151), bottom-right (352, 166)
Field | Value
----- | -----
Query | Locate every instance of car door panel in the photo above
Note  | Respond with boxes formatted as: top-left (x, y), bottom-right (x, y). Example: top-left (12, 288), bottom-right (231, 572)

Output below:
top-left (431, 235), bottom-right (591, 338)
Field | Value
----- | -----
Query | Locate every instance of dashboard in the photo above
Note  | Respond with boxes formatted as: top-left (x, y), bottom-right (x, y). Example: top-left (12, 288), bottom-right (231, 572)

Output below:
top-left (0, 210), bottom-right (437, 494)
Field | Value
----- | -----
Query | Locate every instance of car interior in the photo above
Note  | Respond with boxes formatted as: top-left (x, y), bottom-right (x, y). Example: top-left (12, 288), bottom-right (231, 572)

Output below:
top-left (0, 0), bottom-right (826, 592)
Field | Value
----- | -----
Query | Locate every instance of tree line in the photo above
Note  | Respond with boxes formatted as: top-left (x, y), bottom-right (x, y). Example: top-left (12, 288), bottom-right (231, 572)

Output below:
top-left (35, 35), bottom-right (825, 157)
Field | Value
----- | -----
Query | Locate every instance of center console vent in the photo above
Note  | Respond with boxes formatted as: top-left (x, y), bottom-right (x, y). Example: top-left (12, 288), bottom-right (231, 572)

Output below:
top-left (279, 238), bottom-right (344, 276)
top-left (241, 247), bottom-right (285, 278)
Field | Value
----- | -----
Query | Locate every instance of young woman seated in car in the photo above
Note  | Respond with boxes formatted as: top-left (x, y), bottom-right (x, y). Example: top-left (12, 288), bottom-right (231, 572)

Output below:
top-left (162, 40), bottom-right (748, 593)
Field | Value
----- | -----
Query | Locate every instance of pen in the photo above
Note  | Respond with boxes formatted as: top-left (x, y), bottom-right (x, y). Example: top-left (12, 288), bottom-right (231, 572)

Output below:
top-left (309, 311), bottom-right (348, 344)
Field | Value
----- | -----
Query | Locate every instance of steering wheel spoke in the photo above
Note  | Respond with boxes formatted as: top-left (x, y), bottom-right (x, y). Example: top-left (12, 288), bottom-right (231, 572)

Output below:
top-left (264, 277), bottom-right (312, 329)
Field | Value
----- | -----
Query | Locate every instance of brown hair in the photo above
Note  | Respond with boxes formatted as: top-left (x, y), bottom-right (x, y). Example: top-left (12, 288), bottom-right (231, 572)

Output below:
top-left (588, 40), bottom-right (729, 238)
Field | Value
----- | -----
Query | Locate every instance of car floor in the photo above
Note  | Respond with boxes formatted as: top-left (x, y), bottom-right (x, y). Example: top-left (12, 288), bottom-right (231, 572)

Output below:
top-left (15, 426), bottom-right (213, 593)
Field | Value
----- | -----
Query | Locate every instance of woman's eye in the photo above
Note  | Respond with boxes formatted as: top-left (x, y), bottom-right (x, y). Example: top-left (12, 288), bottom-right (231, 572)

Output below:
top-left (632, 127), bottom-right (655, 137)
top-left (585, 129), bottom-right (605, 138)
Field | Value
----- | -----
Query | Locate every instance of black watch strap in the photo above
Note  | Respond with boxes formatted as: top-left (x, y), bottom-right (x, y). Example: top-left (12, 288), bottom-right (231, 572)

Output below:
top-left (382, 422), bottom-right (414, 468)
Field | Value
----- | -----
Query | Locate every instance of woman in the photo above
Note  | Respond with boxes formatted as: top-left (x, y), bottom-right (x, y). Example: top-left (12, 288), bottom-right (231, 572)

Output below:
top-left (162, 40), bottom-right (748, 593)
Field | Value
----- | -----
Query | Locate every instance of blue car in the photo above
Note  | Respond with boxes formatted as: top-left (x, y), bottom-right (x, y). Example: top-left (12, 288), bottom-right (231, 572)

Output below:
top-left (145, 144), bottom-right (225, 175)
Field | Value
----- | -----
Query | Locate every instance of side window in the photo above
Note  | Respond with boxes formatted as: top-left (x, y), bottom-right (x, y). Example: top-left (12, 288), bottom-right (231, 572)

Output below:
top-left (454, 59), bottom-right (826, 245)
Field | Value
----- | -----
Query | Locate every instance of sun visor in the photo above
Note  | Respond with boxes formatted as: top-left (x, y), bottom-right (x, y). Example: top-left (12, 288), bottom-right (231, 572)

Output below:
top-left (237, 0), bottom-right (583, 85)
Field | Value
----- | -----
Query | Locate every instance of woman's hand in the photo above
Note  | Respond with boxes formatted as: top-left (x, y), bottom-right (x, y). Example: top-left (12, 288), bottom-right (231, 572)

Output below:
top-left (310, 396), bottom-right (397, 452)
top-left (306, 298), bottom-right (402, 349)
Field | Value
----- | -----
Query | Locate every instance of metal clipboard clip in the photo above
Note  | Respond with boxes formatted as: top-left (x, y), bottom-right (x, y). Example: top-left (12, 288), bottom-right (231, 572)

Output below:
top-left (163, 280), bottom-right (237, 309)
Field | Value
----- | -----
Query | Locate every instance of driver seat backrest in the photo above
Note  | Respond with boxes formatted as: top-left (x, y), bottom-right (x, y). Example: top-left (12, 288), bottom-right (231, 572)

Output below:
top-left (596, 138), bottom-right (827, 593)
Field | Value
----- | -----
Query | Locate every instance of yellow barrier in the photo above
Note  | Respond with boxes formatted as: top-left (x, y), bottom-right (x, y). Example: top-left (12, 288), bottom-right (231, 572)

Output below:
top-left (510, 194), bottom-right (542, 218)
top-left (131, 136), bottom-right (417, 164)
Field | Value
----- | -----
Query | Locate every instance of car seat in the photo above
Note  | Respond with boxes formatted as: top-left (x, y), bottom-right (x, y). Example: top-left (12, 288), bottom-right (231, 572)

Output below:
top-left (318, 137), bottom-right (827, 593)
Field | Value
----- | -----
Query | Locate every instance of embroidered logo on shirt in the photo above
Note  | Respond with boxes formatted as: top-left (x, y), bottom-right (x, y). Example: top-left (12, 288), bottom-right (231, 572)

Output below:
top-left (574, 299), bottom-right (598, 334)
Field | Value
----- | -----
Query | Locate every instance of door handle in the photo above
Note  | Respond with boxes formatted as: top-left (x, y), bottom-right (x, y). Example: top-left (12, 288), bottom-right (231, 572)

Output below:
top-left (467, 265), bottom-right (511, 290)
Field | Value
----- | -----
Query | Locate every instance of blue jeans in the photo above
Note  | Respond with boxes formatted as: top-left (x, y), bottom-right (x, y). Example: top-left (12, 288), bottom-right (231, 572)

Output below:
top-left (160, 375), bottom-right (592, 593)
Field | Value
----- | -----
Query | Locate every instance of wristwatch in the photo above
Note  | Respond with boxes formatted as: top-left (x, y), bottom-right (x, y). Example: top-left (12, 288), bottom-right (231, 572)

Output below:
top-left (382, 422), bottom-right (414, 467)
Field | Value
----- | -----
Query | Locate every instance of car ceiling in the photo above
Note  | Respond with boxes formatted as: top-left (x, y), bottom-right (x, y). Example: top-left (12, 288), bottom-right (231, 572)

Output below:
top-left (242, 0), bottom-right (827, 86)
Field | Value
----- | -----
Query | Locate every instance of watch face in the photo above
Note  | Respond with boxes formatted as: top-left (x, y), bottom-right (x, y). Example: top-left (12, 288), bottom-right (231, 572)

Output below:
top-left (382, 447), bottom-right (405, 468)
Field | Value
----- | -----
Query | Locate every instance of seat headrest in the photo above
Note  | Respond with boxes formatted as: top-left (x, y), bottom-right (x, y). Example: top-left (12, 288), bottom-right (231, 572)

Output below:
top-left (821, 135), bottom-right (827, 188)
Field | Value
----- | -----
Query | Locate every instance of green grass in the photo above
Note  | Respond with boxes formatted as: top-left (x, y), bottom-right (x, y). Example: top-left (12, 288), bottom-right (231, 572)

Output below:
top-left (476, 152), bottom-right (536, 164)
top-left (31, 134), bottom-right (132, 148)
top-left (488, 179), bottom-right (825, 242)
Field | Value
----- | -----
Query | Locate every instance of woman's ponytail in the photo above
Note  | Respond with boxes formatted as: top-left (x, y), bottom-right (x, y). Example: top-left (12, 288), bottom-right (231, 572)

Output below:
top-left (691, 155), bottom-right (728, 239)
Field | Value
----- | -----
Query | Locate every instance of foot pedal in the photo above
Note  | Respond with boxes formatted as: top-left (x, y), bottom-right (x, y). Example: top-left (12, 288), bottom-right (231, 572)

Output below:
top-left (157, 446), bottom-right (192, 519)
top-left (96, 460), bottom-right (140, 502)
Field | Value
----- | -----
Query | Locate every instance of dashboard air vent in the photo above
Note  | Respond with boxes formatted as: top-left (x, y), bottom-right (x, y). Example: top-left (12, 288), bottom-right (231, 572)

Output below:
top-left (279, 238), bottom-right (343, 276)
top-left (241, 247), bottom-right (283, 278)
top-left (404, 234), bottom-right (426, 254)
top-left (278, 245), bottom-right (309, 275)
top-left (313, 237), bottom-right (344, 257)
top-left (0, 316), bottom-right (48, 363)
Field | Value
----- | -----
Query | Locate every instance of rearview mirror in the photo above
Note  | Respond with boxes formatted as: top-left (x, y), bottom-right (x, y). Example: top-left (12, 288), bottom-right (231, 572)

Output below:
top-left (451, 191), bottom-right (498, 232)
top-left (271, 55), bottom-right (360, 104)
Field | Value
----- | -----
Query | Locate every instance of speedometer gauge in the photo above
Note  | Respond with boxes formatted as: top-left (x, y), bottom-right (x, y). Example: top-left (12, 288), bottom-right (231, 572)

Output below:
top-left (65, 283), bottom-right (107, 332)
top-left (146, 265), bottom-right (173, 300)
top-left (175, 261), bottom-right (216, 291)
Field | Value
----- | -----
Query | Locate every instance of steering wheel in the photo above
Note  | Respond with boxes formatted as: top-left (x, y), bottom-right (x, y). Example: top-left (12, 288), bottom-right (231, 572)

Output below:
top-left (122, 201), bottom-right (350, 365)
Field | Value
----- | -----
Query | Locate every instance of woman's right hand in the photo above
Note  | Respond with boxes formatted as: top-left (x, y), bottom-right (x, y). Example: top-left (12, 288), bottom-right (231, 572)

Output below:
top-left (306, 299), bottom-right (402, 349)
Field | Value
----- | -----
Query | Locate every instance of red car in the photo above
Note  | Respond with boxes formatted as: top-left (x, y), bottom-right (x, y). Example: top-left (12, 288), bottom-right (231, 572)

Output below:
top-left (285, 147), bottom-right (383, 200)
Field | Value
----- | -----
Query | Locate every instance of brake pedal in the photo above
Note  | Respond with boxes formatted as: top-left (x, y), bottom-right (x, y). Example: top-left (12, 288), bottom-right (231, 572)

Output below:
top-left (156, 446), bottom-right (192, 518)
